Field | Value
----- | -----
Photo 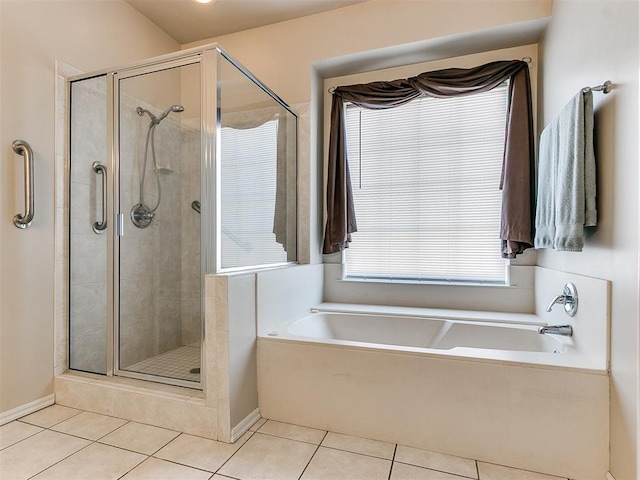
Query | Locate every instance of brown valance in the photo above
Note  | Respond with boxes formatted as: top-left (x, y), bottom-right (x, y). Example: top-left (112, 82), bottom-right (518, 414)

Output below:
top-left (323, 60), bottom-right (535, 259)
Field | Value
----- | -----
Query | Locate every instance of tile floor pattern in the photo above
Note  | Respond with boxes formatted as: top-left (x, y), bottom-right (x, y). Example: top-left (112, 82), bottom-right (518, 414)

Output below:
top-left (0, 404), bottom-right (572, 480)
top-left (123, 345), bottom-right (201, 382)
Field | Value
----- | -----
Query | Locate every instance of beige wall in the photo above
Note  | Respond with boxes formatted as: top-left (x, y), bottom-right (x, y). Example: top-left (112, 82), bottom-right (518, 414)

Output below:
top-left (185, 0), bottom-right (551, 105)
top-left (0, 0), bottom-right (179, 415)
top-left (539, 1), bottom-right (639, 478)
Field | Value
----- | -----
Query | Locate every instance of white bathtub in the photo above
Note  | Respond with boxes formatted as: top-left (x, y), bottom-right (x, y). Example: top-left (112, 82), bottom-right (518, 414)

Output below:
top-left (257, 304), bottom-right (609, 480)
top-left (283, 311), bottom-right (569, 352)
top-left (266, 307), bottom-right (596, 371)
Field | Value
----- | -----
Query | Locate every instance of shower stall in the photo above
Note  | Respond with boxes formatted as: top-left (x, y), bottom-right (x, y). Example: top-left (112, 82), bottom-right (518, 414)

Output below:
top-left (68, 44), bottom-right (297, 389)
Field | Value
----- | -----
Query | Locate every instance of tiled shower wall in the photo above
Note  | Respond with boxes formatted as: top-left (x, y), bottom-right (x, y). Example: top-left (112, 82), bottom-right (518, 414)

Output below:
top-left (180, 124), bottom-right (201, 347)
top-left (68, 77), bottom-right (200, 373)
top-left (119, 99), bottom-right (187, 368)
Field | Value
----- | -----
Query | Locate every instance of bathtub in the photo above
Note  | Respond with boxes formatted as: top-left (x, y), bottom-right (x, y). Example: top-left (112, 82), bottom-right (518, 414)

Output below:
top-left (257, 304), bottom-right (609, 480)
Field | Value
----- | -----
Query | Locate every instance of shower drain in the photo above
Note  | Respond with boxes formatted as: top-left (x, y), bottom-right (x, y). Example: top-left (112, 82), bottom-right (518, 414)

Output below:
top-left (190, 367), bottom-right (201, 374)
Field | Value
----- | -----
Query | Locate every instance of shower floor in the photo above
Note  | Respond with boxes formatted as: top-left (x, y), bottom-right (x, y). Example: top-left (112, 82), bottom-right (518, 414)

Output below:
top-left (124, 345), bottom-right (201, 383)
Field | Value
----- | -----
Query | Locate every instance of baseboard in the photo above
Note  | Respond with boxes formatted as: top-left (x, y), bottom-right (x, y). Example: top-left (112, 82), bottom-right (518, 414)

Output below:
top-left (0, 394), bottom-right (55, 426)
top-left (606, 472), bottom-right (616, 480)
top-left (231, 408), bottom-right (261, 443)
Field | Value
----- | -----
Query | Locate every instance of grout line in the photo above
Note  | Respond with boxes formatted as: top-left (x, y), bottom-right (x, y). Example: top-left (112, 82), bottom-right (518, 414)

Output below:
top-left (94, 420), bottom-right (131, 442)
top-left (113, 450), bottom-right (148, 480)
top-left (143, 452), bottom-right (218, 475)
top-left (387, 444), bottom-right (398, 480)
top-left (212, 473), bottom-right (243, 480)
top-left (211, 430), bottom-right (256, 475)
top-left (252, 430), bottom-right (327, 446)
top-left (392, 461), bottom-right (477, 480)
top-left (320, 444), bottom-right (396, 462)
top-left (1, 423), bottom-right (45, 451)
top-left (297, 430), bottom-right (328, 479)
top-left (479, 459), bottom-right (568, 479)
top-left (18, 407), bottom-right (84, 430)
top-left (476, 459), bottom-right (480, 479)
top-left (25, 438), bottom-right (96, 479)
top-left (146, 432), bottom-right (183, 456)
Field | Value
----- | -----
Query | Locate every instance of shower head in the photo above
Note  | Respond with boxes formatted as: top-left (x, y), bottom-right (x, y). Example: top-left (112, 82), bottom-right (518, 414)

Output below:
top-left (155, 104), bottom-right (184, 124)
top-left (136, 105), bottom-right (184, 125)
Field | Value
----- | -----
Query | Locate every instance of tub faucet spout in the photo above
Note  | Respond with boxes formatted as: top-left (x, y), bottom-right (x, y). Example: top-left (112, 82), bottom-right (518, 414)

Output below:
top-left (538, 325), bottom-right (573, 337)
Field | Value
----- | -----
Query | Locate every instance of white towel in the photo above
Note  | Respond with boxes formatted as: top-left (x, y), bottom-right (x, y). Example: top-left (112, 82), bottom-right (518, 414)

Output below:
top-left (534, 90), bottom-right (596, 251)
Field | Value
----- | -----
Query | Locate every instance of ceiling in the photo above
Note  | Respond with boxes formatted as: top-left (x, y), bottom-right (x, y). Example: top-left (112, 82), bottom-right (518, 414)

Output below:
top-left (125, 0), bottom-right (368, 44)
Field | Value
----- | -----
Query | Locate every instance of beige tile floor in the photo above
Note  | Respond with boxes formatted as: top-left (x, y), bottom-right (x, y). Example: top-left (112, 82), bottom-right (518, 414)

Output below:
top-left (0, 404), bottom-right (571, 480)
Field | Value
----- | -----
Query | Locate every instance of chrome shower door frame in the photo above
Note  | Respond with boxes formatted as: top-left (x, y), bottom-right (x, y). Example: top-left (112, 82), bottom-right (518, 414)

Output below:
top-left (111, 52), bottom-right (208, 390)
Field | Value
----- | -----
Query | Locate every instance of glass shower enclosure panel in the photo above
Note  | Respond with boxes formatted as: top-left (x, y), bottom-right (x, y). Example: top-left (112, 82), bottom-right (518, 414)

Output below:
top-left (116, 61), bottom-right (202, 386)
top-left (67, 44), bottom-right (297, 389)
top-left (69, 75), bottom-right (109, 375)
top-left (218, 53), bottom-right (297, 271)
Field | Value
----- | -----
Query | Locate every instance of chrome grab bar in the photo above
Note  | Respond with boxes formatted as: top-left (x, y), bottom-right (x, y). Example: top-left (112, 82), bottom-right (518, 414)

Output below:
top-left (12, 140), bottom-right (34, 229)
top-left (92, 162), bottom-right (107, 233)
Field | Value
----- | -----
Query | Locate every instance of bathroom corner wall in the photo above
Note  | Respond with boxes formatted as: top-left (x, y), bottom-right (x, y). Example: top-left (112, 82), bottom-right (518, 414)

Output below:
top-left (539, 1), bottom-right (639, 477)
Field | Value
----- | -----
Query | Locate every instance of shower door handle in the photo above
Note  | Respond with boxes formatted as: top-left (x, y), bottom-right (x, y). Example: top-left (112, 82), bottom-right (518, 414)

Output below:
top-left (92, 162), bottom-right (107, 234)
top-left (12, 140), bottom-right (34, 229)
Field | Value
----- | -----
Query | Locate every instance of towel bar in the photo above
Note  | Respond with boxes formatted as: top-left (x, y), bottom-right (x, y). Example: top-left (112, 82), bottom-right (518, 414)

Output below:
top-left (583, 80), bottom-right (612, 94)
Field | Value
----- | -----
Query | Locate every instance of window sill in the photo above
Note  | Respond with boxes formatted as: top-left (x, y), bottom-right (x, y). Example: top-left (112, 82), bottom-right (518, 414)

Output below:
top-left (340, 276), bottom-right (512, 288)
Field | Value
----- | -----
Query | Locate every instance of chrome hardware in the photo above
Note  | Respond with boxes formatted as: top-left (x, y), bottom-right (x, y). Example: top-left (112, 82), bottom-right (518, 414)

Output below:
top-left (130, 202), bottom-right (155, 228)
top-left (12, 140), bottom-right (34, 229)
top-left (582, 80), bottom-right (612, 94)
top-left (115, 213), bottom-right (124, 237)
top-left (545, 282), bottom-right (578, 317)
top-left (538, 325), bottom-right (573, 337)
top-left (92, 162), bottom-right (107, 233)
top-left (191, 200), bottom-right (201, 214)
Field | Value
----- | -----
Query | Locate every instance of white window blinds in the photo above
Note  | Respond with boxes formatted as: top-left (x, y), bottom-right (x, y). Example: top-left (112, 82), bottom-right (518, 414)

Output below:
top-left (220, 120), bottom-right (286, 269)
top-left (344, 84), bottom-right (508, 284)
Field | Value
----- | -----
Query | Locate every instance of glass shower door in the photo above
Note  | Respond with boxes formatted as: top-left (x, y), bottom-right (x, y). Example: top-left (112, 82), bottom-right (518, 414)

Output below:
top-left (69, 75), bottom-right (109, 375)
top-left (115, 61), bottom-right (202, 387)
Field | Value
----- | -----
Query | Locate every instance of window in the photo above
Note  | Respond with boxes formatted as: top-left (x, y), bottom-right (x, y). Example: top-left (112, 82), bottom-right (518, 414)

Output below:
top-left (220, 119), bottom-right (286, 269)
top-left (344, 84), bottom-right (508, 284)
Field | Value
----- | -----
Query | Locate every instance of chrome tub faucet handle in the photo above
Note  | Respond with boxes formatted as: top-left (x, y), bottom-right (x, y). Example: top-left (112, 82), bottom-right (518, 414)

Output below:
top-left (545, 283), bottom-right (578, 317)
top-left (546, 294), bottom-right (567, 312)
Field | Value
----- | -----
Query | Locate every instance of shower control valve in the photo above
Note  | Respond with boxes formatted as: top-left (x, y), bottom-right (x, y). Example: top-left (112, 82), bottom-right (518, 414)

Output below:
top-left (131, 203), bottom-right (156, 229)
